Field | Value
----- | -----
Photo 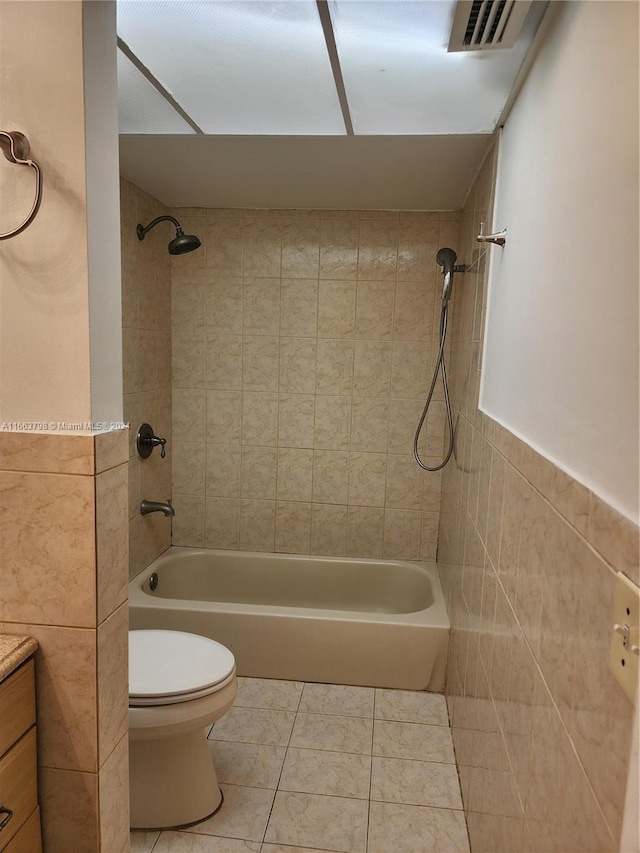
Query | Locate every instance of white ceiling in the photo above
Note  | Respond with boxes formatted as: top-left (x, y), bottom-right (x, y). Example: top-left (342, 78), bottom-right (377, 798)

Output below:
top-left (116, 0), bottom-right (547, 208)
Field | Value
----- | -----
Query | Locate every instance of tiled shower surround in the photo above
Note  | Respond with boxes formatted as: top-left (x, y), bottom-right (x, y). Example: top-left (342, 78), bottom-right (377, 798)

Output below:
top-left (169, 208), bottom-right (458, 559)
top-left (440, 145), bottom-right (638, 852)
top-left (120, 179), bottom-right (173, 577)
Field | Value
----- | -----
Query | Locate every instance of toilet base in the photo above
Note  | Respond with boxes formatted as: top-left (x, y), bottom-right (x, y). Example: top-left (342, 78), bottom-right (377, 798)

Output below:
top-left (130, 728), bottom-right (222, 829)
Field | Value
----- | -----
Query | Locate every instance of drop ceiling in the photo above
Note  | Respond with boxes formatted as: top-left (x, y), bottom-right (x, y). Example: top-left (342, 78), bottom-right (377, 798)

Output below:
top-left (117, 0), bottom-right (548, 209)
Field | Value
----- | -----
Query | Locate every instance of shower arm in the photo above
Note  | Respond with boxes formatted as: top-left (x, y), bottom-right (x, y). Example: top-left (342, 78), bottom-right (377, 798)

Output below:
top-left (137, 215), bottom-right (183, 241)
top-left (0, 131), bottom-right (43, 240)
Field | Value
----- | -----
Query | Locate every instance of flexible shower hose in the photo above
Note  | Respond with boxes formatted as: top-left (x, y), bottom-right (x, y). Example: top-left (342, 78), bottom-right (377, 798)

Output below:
top-left (413, 300), bottom-right (455, 472)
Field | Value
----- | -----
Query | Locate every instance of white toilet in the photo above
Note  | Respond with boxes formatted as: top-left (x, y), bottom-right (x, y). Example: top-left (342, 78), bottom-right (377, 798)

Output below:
top-left (128, 629), bottom-right (237, 829)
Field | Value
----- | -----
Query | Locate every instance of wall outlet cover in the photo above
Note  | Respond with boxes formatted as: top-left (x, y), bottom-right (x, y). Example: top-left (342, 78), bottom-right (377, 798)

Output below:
top-left (609, 571), bottom-right (640, 704)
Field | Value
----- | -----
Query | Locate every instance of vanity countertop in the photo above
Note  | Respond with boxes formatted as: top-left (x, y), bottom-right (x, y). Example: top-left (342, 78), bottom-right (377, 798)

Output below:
top-left (0, 635), bottom-right (38, 682)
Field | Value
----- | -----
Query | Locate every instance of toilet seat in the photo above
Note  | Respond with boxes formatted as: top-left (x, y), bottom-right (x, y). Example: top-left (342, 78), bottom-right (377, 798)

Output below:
top-left (129, 630), bottom-right (236, 707)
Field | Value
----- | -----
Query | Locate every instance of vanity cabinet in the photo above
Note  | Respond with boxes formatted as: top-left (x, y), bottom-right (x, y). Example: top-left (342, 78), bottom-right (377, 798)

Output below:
top-left (0, 658), bottom-right (42, 853)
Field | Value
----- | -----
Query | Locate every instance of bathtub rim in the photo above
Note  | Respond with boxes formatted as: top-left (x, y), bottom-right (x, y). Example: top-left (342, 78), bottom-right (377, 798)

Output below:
top-left (129, 546), bottom-right (450, 629)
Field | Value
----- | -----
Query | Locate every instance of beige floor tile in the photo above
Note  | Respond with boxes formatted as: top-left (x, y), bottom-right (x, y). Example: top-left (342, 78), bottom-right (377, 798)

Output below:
top-left (368, 801), bottom-right (470, 853)
top-left (155, 832), bottom-right (261, 851)
top-left (209, 707), bottom-right (295, 746)
top-left (290, 713), bottom-right (373, 754)
top-left (265, 791), bottom-right (368, 853)
top-left (130, 831), bottom-right (159, 852)
top-left (279, 747), bottom-right (371, 799)
top-left (235, 677), bottom-right (304, 711)
top-left (370, 757), bottom-right (463, 809)
top-left (373, 720), bottom-right (455, 763)
top-left (262, 846), bottom-right (337, 853)
top-left (185, 784), bottom-right (275, 843)
top-left (299, 683), bottom-right (375, 717)
top-left (374, 689), bottom-right (449, 726)
top-left (211, 741), bottom-right (286, 789)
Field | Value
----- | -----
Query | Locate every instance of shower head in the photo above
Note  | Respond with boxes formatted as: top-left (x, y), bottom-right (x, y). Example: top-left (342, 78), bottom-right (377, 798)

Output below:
top-left (136, 215), bottom-right (201, 255)
top-left (436, 247), bottom-right (464, 304)
top-left (168, 228), bottom-right (201, 255)
top-left (436, 247), bottom-right (458, 276)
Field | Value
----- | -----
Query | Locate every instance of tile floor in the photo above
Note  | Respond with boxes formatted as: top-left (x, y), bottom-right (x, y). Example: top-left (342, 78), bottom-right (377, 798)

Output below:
top-left (130, 678), bottom-right (470, 853)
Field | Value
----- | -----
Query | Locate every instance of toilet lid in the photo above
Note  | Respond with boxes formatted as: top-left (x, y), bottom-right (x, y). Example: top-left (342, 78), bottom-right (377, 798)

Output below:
top-left (129, 630), bottom-right (236, 701)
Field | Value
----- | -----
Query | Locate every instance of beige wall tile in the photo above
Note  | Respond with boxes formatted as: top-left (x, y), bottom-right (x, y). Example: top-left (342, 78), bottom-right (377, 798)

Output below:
top-left (588, 495), bottom-right (640, 585)
top-left (353, 341), bottom-right (392, 397)
top-left (311, 503), bottom-right (348, 556)
top-left (278, 394), bottom-right (315, 449)
top-left (316, 339), bottom-right (354, 396)
top-left (355, 280), bottom-right (396, 340)
top-left (281, 279), bottom-right (318, 338)
top-left (173, 389), bottom-right (206, 441)
top-left (205, 497), bottom-right (240, 549)
top-left (0, 432), bottom-right (95, 475)
top-left (357, 219), bottom-right (399, 281)
top-left (394, 281), bottom-right (435, 342)
top-left (275, 501), bottom-right (312, 553)
top-left (242, 391), bottom-right (279, 447)
top-left (240, 499), bottom-right (276, 551)
top-left (206, 389), bottom-right (242, 445)
top-left (385, 455), bottom-right (423, 510)
top-left (96, 462), bottom-right (129, 623)
top-left (241, 446), bottom-right (278, 500)
top-left (279, 337), bottom-right (317, 394)
top-left (172, 442), bottom-right (206, 495)
top-left (350, 397), bottom-right (389, 454)
top-left (277, 448), bottom-right (313, 502)
top-left (171, 495), bottom-right (205, 547)
top-left (318, 280), bottom-right (356, 338)
top-left (97, 603), bottom-right (128, 765)
top-left (390, 342), bottom-right (430, 398)
top-left (206, 219), bottom-right (243, 276)
top-left (0, 470), bottom-right (96, 627)
top-left (99, 734), bottom-right (129, 853)
top-left (397, 220), bottom-right (440, 282)
top-left (39, 766), bottom-right (99, 853)
top-left (383, 510), bottom-right (421, 560)
top-left (319, 219), bottom-right (359, 280)
top-left (347, 506), bottom-right (385, 558)
top-left (312, 450), bottom-right (350, 505)
top-left (244, 277), bottom-right (281, 336)
top-left (206, 445), bottom-right (241, 498)
top-left (243, 336), bottom-right (280, 391)
top-left (243, 218), bottom-right (282, 278)
top-left (281, 219), bottom-right (320, 279)
top-left (94, 428), bottom-right (128, 474)
top-left (172, 333), bottom-right (205, 389)
top-left (172, 281), bottom-right (205, 335)
top-left (206, 276), bottom-right (243, 335)
top-left (206, 334), bottom-right (243, 390)
top-left (314, 396), bottom-right (352, 450)
top-left (348, 452), bottom-right (387, 507)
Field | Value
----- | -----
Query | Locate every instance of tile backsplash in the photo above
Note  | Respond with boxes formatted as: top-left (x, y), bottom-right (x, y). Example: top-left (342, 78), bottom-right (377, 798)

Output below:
top-left (169, 208), bottom-right (459, 560)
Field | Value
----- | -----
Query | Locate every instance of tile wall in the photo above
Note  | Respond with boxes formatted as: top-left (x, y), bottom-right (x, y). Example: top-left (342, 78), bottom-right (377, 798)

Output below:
top-left (169, 208), bottom-right (458, 560)
top-left (439, 145), bottom-right (639, 851)
top-left (0, 430), bottom-right (130, 852)
top-left (120, 179), bottom-right (173, 577)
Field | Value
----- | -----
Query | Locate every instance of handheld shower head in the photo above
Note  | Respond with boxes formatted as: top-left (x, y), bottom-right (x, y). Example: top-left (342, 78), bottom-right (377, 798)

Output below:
top-left (137, 215), bottom-right (201, 255)
top-left (436, 247), bottom-right (463, 304)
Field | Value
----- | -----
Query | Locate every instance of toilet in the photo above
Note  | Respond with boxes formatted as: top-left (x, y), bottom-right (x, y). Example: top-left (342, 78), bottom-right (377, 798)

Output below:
top-left (128, 629), bottom-right (237, 829)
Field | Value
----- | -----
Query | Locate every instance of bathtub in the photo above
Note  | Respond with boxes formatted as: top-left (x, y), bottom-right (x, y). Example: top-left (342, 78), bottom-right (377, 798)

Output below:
top-left (128, 547), bottom-right (449, 691)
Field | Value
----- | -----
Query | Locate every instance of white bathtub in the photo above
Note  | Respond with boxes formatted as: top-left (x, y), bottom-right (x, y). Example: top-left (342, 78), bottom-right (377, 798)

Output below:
top-left (128, 547), bottom-right (449, 691)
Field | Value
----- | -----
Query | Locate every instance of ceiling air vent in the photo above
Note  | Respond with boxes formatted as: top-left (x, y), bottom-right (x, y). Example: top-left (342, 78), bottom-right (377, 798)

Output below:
top-left (448, 0), bottom-right (532, 51)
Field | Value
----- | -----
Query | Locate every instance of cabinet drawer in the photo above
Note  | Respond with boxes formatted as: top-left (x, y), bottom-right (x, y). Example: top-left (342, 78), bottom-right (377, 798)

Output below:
top-left (0, 661), bottom-right (35, 759)
top-left (0, 728), bottom-right (37, 852)
top-left (2, 808), bottom-right (41, 853)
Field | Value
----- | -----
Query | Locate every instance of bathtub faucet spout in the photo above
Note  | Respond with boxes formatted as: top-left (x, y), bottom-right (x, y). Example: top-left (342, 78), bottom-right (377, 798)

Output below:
top-left (140, 499), bottom-right (175, 517)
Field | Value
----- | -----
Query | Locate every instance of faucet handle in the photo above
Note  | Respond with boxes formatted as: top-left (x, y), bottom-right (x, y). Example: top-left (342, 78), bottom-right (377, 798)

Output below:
top-left (136, 423), bottom-right (167, 460)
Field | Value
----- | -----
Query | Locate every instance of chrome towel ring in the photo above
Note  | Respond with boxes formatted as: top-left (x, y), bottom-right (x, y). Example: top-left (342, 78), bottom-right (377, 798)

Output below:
top-left (0, 131), bottom-right (42, 240)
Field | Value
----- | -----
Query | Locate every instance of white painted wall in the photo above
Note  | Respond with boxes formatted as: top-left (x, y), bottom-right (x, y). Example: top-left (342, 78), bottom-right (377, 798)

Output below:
top-left (480, 1), bottom-right (639, 522)
top-left (84, 1), bottom-right (123, 422)
top-left (0, 1), bottom-right (122, 425)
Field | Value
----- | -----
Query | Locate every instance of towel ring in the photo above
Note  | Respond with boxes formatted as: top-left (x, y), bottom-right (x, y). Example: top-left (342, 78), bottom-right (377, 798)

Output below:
top-left (0, 131), bottom-right (42, 240)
